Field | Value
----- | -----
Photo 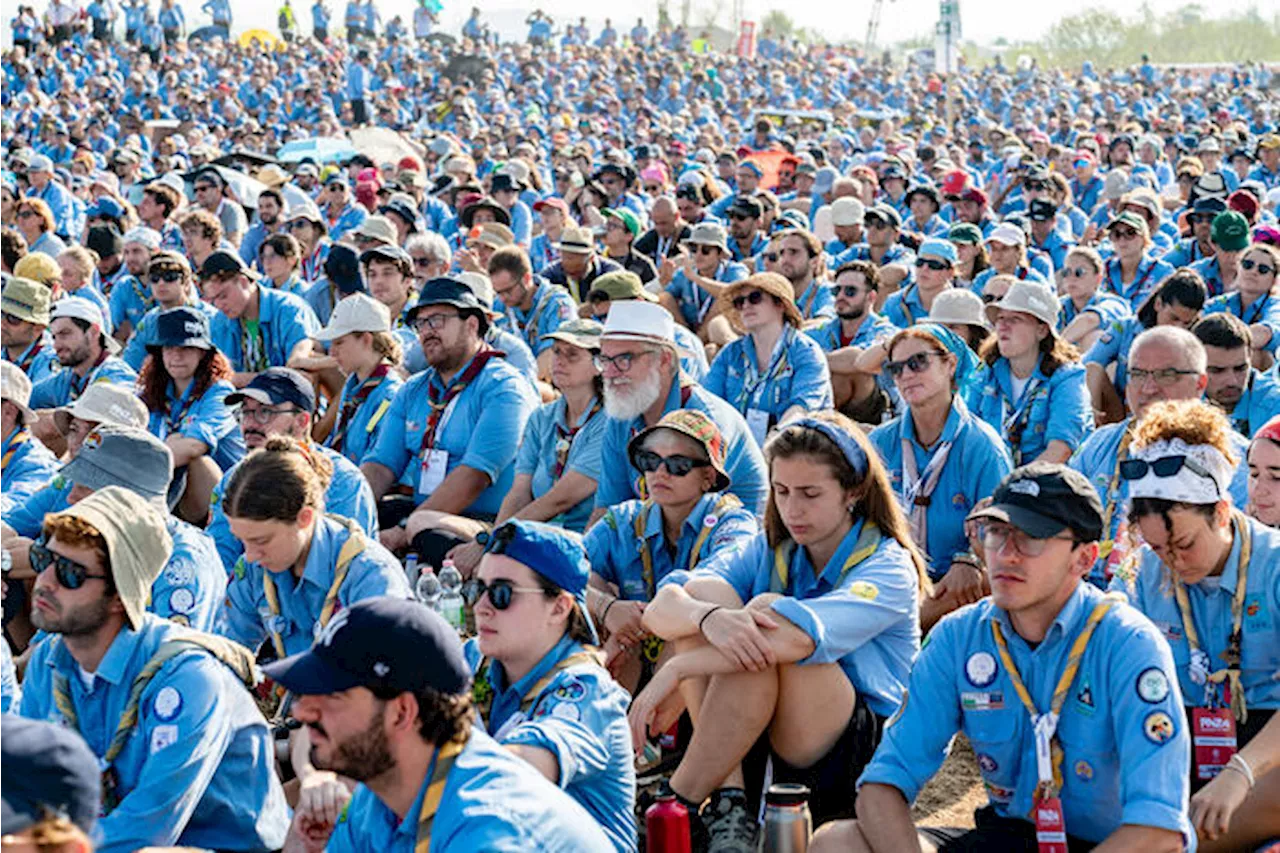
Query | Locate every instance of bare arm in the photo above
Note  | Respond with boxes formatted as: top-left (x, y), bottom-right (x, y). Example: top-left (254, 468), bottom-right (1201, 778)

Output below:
top-left (1034, 439), bottom-right (1073, 465)
top-left (359, 461), bottom-right (397, 501)
top-left (1090, 825), bottom-right (1183, 853)
top-left (854, 783), bottom-right (928, 853)
top-left (641, 579), bottom-right (737, 640)
top-left (493, 473), bottom-right (535, 525)
top-left (506, 744), bottom-right (560, 783)
top-left (513, 470), bottom-right (597, 523)
top-left (826, 345), bottom-right (866, 376)
top-left (166, 435), bottom-right (209, 468)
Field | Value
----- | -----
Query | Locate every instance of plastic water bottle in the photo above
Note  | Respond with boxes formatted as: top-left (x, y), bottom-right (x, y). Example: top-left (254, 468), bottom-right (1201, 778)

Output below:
top-left (415, 564), bottom-right (441, 611)
top-left (437, 559), bottom-right (466, 633)
top-left (645, 782), bottom-right (691, 853)
top-left (760, 784), bottom-right (811, 853)
top-left (404, 553), bottom-right (421, 590)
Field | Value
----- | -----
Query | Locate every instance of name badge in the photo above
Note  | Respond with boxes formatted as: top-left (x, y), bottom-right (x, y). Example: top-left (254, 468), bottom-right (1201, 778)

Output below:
top-left (1192, 706), bottom-right (1237, 781)
top-left (746, 408), bottom-right (770, 446)
top-left (1033, 795), bottom-right (1068, 853)
top-left (419, 448), bottom-right (449, 496)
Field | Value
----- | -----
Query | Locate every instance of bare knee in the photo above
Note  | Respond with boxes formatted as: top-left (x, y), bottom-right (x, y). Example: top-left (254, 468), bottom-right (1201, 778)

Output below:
top-left (811, 819), bottom-right (871, 853)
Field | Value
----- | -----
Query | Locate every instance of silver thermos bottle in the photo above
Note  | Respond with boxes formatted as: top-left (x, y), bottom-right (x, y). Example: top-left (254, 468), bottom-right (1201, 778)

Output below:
top-left (760, 783), bottom-right (812, 853)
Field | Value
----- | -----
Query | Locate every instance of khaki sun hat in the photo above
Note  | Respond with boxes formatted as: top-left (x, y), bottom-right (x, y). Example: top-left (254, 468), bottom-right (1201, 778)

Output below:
top-left (721, 271), bottom-right (803, 329)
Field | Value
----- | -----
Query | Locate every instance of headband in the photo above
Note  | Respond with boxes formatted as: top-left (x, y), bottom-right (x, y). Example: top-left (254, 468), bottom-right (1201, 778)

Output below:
top-left (1254, 414), bottom-right (1280, 446)
top-left (784, 417), bottom-right (868, 479)
top-left (1127, 438), bottom-right (1234, 505)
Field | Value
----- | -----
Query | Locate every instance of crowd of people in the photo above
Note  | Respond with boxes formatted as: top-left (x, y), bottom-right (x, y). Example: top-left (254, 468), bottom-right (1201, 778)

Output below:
top-left (3, 4), bottom-right (1280, 852)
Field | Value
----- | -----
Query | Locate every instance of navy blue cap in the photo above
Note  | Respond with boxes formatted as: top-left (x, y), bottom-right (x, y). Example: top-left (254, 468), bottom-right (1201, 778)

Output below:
top-left (262, 597), bottom-right (470, 696)
top-left (199, 249), bottom-right (249, 280)
top-left (484, 520), bottom-right (598, 644)
top-left (407, 278), bottom-right (486, 321)
top-left (323, 243), bottom-right (366, 295)
top-left (224, 367), bottom-right (316, 413)
top-left (0, 715), bottom-right (100, 835)
top-left (147, 306), bottom-right (213, 353)
top-left (359, 244), bottom-right (413, 268)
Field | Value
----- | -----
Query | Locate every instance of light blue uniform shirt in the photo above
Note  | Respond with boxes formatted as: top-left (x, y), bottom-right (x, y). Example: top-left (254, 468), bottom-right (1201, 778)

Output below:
top-left (859, 584), bottom-right (1193, 846)
top-left (122, 300), bottom-right (219, 371)
top-left (147, 378), bottom-right (245, 472)
top-left (28, 355), bottom-right (137, 410)
top-left (366, 352), bottom-right (539, 516)
top-left (208, 443), bottom-right (378, 572)
top-left (594, 379), bottom-right (768, 515)
top-left (870, 396), bottom-right (1013, 579)
top-left (1083, 315), bottom-right (1146, 396)
top-left (0, 428), bottom-right (60, 515)
top-left (513, 397), bottom-right (607, 533)
top-left (587, 492), bottom-right (758, 598)
top-left (498, 280), bottom-right (576, 356)
top-left (324, 726), bottom-right (612, 852)
top-left (209, 285), bottom-right (320, 372)
top-left (21, 615), bottom-right (291, 853)
top-left (464, 635), bottom-right (637, 852)
top-left (153, 516), bottom-right (226, 632)
top-left (1058, 291), bottom-right (1131, 334)
top-left (324, 201), bottom-right (367, 242)
top-left (4, 334), bottom-right (61, 384)
top-left (703, 326), bottom-right (833, 441)
top-left (805, 311), bottom-right (899, 352)
top-left (2, 474), bottom-right (72, 537)
top-left (793, 279), bottom-right (837, 322)
top-left (107, 273), bottom-right (155, 332)
top-left (0, 641), bottom-right (18, 713)
top-left (1103, 253), bottom-right (1175, 310)
top-left (664, 260), bottom-right (749, 329)
top-left (968, 356), bottom-right (1093, 466)
top-left (881, 283), bottom-right (932, 328)
top-left (217, 515), bottom-right (410, 656)
top-left (1229, 369), bottom-right (1280, 436)
top-left (325, 368), bottom-right (404, 466)
top-left (403, 327), bottom-right (539, 388)
top-left (1203, 291), bottom-right (1280, 356)
top-left (694, 521), bottom-right (922, 717)
top-left (1109, 515), bottom-right (1280, 710)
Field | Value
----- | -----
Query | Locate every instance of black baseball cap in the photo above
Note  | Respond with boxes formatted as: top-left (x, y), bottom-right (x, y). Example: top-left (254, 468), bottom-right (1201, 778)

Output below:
top-left (968, 462), bottom-right (1104, 542)
top-left (726, 195), bottom-right (763, 219)
top-left (224, 367), bottom-right (316, 413)
top-left (147, 306), bottom-right (214, 353)
top-left (1, 715), bottom-right (100, 835)
top-left (199, 249), bottom-right (249, 280)
top-left (324, 244), bottom-right (366, 295)
top-left (1028, 199), bottom-right (1059, 222)
top-left (262, 597), bottom-right (470, 697)
top-left (407, 278), bottom-right (486, 323)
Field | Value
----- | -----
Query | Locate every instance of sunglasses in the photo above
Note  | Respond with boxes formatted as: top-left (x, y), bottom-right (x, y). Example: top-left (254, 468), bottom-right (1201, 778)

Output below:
top-left (1024, 181), bottom-right (1049, 191)
top-left (633, 449), bottom-right (711, 477)
top-left (148, 269), bottom-right (184, 284)
top-left (837, 285), bottom-right (865, 298)
top-left (1060, 266), bottom-right (1093, 278)
top-left (31, 540), bottom-right (109, 590)
top-left (1110, 228), bottom-right (1140, 240)
top-left (883, 350), bottom-right (940, 378)
top-left (693, 245), bottom-right (720, 256)
top-left (1119, 454), bottom-right (1216, 484)
top-left (915, 258), bottom-right (951, 271)
top-left (1242, 258), bottom-right (1276, 276)
top-left (461, 577), bottom-right (544, 610)
top-left (1189, 213), bottom-right (1214, 224)
top-left (731, 290), bottom-right (768, 310)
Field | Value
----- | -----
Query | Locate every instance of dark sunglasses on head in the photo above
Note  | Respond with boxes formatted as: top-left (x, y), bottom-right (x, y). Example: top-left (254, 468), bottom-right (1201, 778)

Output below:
top-left (30, 540), bottom-right (110, 590)
top-left (1119, 454), bottom-right (1215, 484)
top-left (1242, 258), bottom-right (1276, 276)
top-left (148, 269), bottom-right (184, 284)
top-left (883, 350), bottom-right (940, 378)
top-left (460, 577), bottom-right (544, 610)
top-left (915, 258), bottom-right (951, 271)
top-left (731, 290), bottom-right (768, 310)
top-left (633, 449), bottom-right (711, 477)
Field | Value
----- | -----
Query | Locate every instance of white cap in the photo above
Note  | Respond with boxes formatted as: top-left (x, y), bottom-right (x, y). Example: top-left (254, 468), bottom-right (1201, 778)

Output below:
top-left (313, 293), bottom-right (391, 342)
top-left (122, 226), bottom-right (162, 249)
top-left (50, 296), bottom-right (121, 354)
top-left (985, 222), bottom-right (1027, 247)
top-left (53, 382), bottom-right (149, 436)
top-left (602, 301), bottom-right (676, 346)
top-left (0, 361), bottom-right (35, 424)
top-left (351, 215), bottom-right (397, 245)
top-left (985, 279), bottom-right (1061, 331)
top-left (829, 197), bottom-right (866, 227)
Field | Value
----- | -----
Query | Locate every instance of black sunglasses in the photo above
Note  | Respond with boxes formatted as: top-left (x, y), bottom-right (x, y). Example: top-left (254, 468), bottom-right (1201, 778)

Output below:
top-left (460, 577), bottom-right (544, 610)
top-left (731, 290), bottom-right (768, 310)
top-left (981, 293), bottom-right (1001, 304)
top-left (1119, 454), bottom-right (1215, 483)
top-left (916, 258), bottom-right (951, 271)
top-left (148, 269), bottom-right (184, 284)
top-left (693, 245), bottom-right (720, 256)
top-left (764, 251), bottom-right (779, 262)
top-left (633, 449), bottom-right (711, 477)
top-left (1242, 258), bottom-right (1276, 276)
top-left (837, 285), bottom-right (865, 298)
top-left (31, 540), bottom-right (110, 590)
top-left (884, 351), bottom-right (941, 378)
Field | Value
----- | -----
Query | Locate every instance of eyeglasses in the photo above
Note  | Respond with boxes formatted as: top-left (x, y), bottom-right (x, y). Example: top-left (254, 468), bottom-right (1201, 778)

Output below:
top-left (286, 220), bottom-right (311, 231)
top-left (632, 449), bottom-right (711, 477)
top-left (30, 540), bottom-right (109, 590)
top-left (461, 577), bottom-right (544, 610)
top-left (1126, 367), bottom-right (1199, 386)
top-left (1110, 227), bottom-right (1140, 241)
top-left (16, 210), bottom-right (35, 219)
top-left (411, 312), bottom-right (460, 332)
top-left (194, 184), bottom-right (217, 193)
top-left (236, 405), bottom-right (300, 424)
top-left (593, 348), bottom-right (656, 373)
top-left (1242, 258), bottom-right (1276, 276)
top-left (731, 290), bottom-right (768, 310)
top-left (915, 258), bottom-right (951, 271)
top-left (1119, 454), bottom-right (1216, 484)
top-left (883, 350), bottom-right (941, 378)
top-left (837, 285), bottom-right (866, 298)
top-left (693, 245), bottom-right (720, 256)
top-left (980, 523), bottom-right (1075, 558)
top-left (1060, 266), bottom-right (1093, 278)
top-left (148, 269), bottom-right (184, 284)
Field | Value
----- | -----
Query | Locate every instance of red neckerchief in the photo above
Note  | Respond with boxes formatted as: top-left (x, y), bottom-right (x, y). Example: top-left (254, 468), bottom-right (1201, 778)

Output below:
top-left (331, 363), bottom-right (391, 453)
top-left (552, 397), bottom-right (603, 478)
top-left (418, 348), bottom-right (502, 455)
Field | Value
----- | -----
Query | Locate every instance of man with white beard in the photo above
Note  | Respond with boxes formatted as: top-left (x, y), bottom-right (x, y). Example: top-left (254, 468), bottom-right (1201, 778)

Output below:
top-left (590, 301), bottom-right (767, 524)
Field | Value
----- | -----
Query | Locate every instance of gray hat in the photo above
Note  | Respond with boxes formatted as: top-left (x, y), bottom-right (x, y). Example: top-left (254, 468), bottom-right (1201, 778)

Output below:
top-left (683, 221), bottom-right (729, 252)
top-left (53, 383), bottom-right (149, 436)
top-left (542, 317), bottom-right (604, 350)
top-left (60, 424), bottom-right (174, 507)
top-left (50, 486), bottom-right (173, 630)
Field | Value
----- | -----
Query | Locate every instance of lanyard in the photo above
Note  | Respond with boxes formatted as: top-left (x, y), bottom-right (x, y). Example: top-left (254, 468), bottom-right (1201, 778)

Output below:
top-left (513, 285), bottom-right (557, 343)
top-left (165, 379), bottom-right (199, 434)
top-left (552, 397), bottom-right (602, 479)
top-left (1097, 425), bottom-right (1134, 558)
top-left (1, 429), bottom-right (30, 471)
top-left (1107, 256), bottom-right (1154, 303)
top-left (1001, 372), bottom-right (1043, 466)
top-left (414, 738), bottom-right (466, 852)
top-left (770, 522), bottom-right (882, 594)
top-left (989, 593), bottom-right (1121, 801)
top-left (735, 328), bottom-right (792, 413)
top-left (694, 263), bottom-right (724, 324)
top-left (330, 364), bottom-right (390, 453)
top-left (634, 493), bottom-right (741, 598)
top-left (1172, 510), bottom-right (1252, 722)
top-left (69, 350), bottom-right (109, 400)
top-left (419, 349), bottom-right (498, 456)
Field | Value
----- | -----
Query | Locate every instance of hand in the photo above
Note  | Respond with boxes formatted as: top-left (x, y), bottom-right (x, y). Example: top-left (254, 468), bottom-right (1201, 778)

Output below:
top-left (1189, 764), bottom-right (1251, 842)
top-left (446, 540), bottom-right (484, 578)
top-left (603, 633), bottom-right (637, 674)
top-left (699, 606), bottom-right (778, 672)
top-left (455, 247), bottom-right (482, 272)
top-left (627, 661), bottom-right (680, 754)
top-left (603, 598), bottom-right (647, 647)
top-left (658, 254), bottom-right (677, 285)
top-left (379, 526), bottom-right (409, 552)
top-left (296, 769), bottom-right (351, 829)
top-left (932, 561), bottom-right (986, 607)
top-left (680, 252), bottom-right (696, 280)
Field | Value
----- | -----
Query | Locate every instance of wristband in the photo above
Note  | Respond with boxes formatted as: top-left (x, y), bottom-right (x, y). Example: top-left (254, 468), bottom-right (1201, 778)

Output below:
top-left (952, 552), bottom-right (983, 569)
top-left (601, 596), bottom-right (619, 625)
top-left (1226, 753), bottom-right (1255, 788)
top-left (698, 605), bottom-right (722, 635)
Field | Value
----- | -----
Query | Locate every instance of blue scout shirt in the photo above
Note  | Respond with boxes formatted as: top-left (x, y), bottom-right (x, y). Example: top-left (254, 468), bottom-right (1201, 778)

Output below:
top-left (464, 635), bottom-right (637, 853)
top-left (794, 279), bottom-right (837, 322)
top-left (365, 351), bottom-right (539, 516)
top-left (1228, 369), bottom-right (1280, 436)
top-left (586, 492), bottom-right (758, 598)
top-left (0, 641), bottom-right (18, 713)
top-left (968, 356), bottom-right (1094, 466)
top-left (207, 443), bottom-right (378, 572)
top-left (805, 311), bottom-right (899, 352)
top-left (870, 396), bottom-right (1013, 579)
top-left (594, 378), bottom-right (768, 515)
top-left (1083, 315), bottom-right (1147, 396)
top-left (513, 396), bottom-right (607, 533)
top-left (4, 333), bottom-right (61, 383)
top-left (209, 285), bottom-right (320, 373)
top-left (324, 367), bottom-right (404, 466)
top-left (1203, 290), bottom-right (1280, 356)
top-left (3, 475), bottom-right (72, 537)
top-left (28, 355), bottom-right (137, 410)
top-left (403, 327), bottom-right (540, 388)
top-left (0, 428), bottom-right (60, 515)
top-left (1103, 253), bottom-right (1175, 310)
top-left (881, 283), bottom-right (932, 328)
top-left (702, 326), bottom-right (833, 444)
top-left (694, 520), bottom-right (921, 718)
top-left (147, 378), bottom-right (245, 472)
top-left (153, 516), bottom-right (226, 633)
top-left (324, 726), bottom-right (612, 852)
top-left (1109, 514), bottom-right (1280, 711)
top-left (859, 584), bottom-right (1193, 845)
top-left (108, 272), bottom-right (155, 332)
top-left (324, 201), bottom-right (367, 242)
top-left (664, 260), bottom-right (749, 329)
top-left (499, 280), bottom-right (576, 356)
top-left (217, 515), bottom-right (411, 656)
top-left (123, 301), bottom-right (219, 371)
top-left (21, 614), bottom-right (291, 853)
top-left (1058, 291), bottom-right (1131, 334)
top-left (1188, 256), bottom-right (1232, 299)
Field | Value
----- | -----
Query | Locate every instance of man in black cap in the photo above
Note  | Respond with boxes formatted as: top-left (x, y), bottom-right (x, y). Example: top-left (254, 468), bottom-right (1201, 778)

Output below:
top-left (812, 463), bottom-right (1193, 853)
top-left (1162, 197), bottom-right (1226, 268)
top-left (1, 715), bottom-right (100, 851)
top-left (264, 597), bottom-right (611, 851)
top-left (1027, 198), bottom-right (1072, 272)
top-left (725, 195), bottom-right (768, 264)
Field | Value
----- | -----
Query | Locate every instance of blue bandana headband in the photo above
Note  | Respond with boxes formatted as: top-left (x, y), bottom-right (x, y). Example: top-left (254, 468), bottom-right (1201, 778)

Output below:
top-left (783, 417), bottom-right (869, 479)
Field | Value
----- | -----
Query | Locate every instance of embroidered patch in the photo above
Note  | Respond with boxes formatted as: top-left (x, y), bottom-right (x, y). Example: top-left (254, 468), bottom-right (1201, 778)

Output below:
top-left (82, 431), bottom-right (103, 451)
top-left (1007, 480), bottom-right (1039, 497)
top-left (965, 651), bottom-right (997, 687)
top-left (163, 561), bottom-right (195, 587)
top-left (1243, 594), bottom-right (1271, 630)
top-left (983, 781), bottom-right (1014, 803)
top-left (1136, 668), bottom-right (1170, 704)
top-left (1143, 711), bottom-right (1176, 745)
top-left (150, 724), bottom-right (179, 754)
top-left (976, 753), bottom-right (998, 773)
top-left (168, 588), bottom-right (196, 615)
top-left (1074, 760), bottom-right (1094, 781)
top-left (1075, 674), bottom-right (1095, 715)
top-left (847, 580), bottom-right (879, 601)
top-left (703, 514), bottom-right (718, 528)
top-left (153, 686), bottom-right (183, 721)
top-left (553, 680), bottom-right (587, 702)
top-left (318, 609), bottom-right (352, 646)
top-left (961, 690), bottom-right (1005, 711)
top-left (549, 702), bottom-right (581, 722)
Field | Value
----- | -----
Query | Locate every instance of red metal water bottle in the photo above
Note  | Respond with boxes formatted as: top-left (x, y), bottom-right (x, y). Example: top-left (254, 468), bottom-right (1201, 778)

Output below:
top-left (646, 783), bottom-right (692, 853)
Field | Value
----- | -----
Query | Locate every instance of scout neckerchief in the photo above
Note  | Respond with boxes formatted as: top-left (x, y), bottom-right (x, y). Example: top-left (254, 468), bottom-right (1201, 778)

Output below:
top-left (413, 735), bottom-right (467, 852)
top-left (302, 242), bottom-right (327, 283)
top-left (69, 349), bottom-right (109, 400)
top-left (900, 407), bottom-right (955, 551)
top-left (1105, 255), bottom-right (1155, 304)
top-left (511, 283), bottom-right (558, 344)
top-left (165, 378), bottom-right (200, 434)
top-left (635, 493), bottom-right (743, 599)
top-left (552, 396), bottom-right (603, 479)
top-left (261, 515), bottom-right (368, 660)
top-left (770, 521), bottom-right (882, 594)
top-left (123, 272), bottom-right (154, 313)
top-left (1235, 291), bottom-right (1271, 326)
top-left (51, 632), bottom-right (257, 815)
top-left (1096, 424), bottom-right (1134, 563)
top-left (418, 348), bottom-right (502, 459)
top-left (330, 363), bottom-right (391, 454)
top-left (1000, 362), bottom-right (1044, 467)
top-left (989, 593), bottom-right (1122, 813)
top-left (1172, 510), bottom-right (1252, 723)
top-left (1, 428), bottom-right (30, 471)
top-left (734, 326), bottom-right (793, 414)
top-left (470, 648), bottom-right (605, 731)
top-left (12, 337), bottom-right (46, 373)
top-left (796, 280), bottom-right (821, 319)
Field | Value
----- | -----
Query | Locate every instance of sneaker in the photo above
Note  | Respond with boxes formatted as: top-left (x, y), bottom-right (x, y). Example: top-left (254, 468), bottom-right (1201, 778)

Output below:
top-left (701, 787), bottom-right (756, 853)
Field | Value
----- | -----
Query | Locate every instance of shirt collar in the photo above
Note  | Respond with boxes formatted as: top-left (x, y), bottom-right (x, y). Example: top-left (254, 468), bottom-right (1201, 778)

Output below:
top-left (989, 580), bottom-right (1093, 646)
top-left (54, 620), bottom-right (147, 687)
top-left (299, 515), bottom-right (339, 590)
top-left (490, 633), bottom-right (580, 695)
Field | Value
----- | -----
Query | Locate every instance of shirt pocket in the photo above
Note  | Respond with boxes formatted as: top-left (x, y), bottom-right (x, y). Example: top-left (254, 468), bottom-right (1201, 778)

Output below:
top-left (961, 704), bottom-right (1023, 797)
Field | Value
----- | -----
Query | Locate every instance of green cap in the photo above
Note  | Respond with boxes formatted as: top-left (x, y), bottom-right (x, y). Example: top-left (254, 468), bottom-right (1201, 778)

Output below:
top-left (541, 317), bottom-right (604, 350)
top-left (602, 207), bottom-right (641, 237)
top-left (587, 270), bottom-right (656, 303)
top-left (1211, 210), bottom-right (1250, 252)
top-left (947, 222), bottom-right (983, 245)
top-left (1, 277), bottom-right (52, 325)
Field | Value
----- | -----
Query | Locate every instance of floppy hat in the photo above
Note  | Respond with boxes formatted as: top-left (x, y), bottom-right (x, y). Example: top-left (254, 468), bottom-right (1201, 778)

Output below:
top-left (721, 271), bottom-right (803, 328)
top-left (53, 382), bottom-right (149, 436)
top-left (627, 408), bottom-right (731, 493)
top-left (682, 221), bottom-right (729, 252)
top-left (554, 225), bottom-right (595, 254)
top-left (984, 279), bottom-right (1061, 330)
top-left (1, 276), bottom-right (52, 325)
top-left (61, 424), bottom-right (173, 507)
top-left (542, 317), bottom-right (604, 350)
top-left (0, 361), bottom-right (35, 424)
top-left (929, 287), bottom-right (990, 329)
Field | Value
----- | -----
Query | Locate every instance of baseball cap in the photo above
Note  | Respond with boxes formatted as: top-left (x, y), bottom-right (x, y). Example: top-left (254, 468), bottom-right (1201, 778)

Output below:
top-left (48, 486), bottom-right (173, 629)
top-left (627, 409), bottom-right (731, 492)
top-left (147, 306), bottom-right (213, 354)
top-left (1028, 199), bottom-right (1059, 222)
top-left (225, 367), bottom-right (316, 413)
top-left (61, 424), bottom-right (173, 507)
top-left (985, 222), bottom-right (1027, 247)
top-left (587, 270), bottom-right (657, 304)
top-left (947, 222), bottom-right (983, 245)
top-left (917, 239), bottom-right (958, 264)
top-left (198, 250), bottom-right (249, 280)
top-left (864, 204), bottom-right (901, 229)
top-left (1211, 211), bottom-right (1250, 252)
top-left (481, 520), bottom-right (598, 644)
top-left (359, 244), bottom-right (413, 268)
top-left (264, 597), bottom-right (471, 697)
top-left (1, 276), bottom-right (52, 325)
top-left (968, 462), bottom-right (1104, 542)
top-left (532, 197), bottom-right (570, 216)
top-left (313, 292), bottom-right (391, 342)
top-left (602, 208), bottom-right (641, 237)
top-left (726, 196), bottom-right (763, 219)
top-left (541, 317), bottom-right (604, 350)
top-left (1, 716), bottom-right (100, 836)
top-left (351, 215), bottom-right (397, 245)
top-left (122, 226), bottom-right (162, 249)
top-left (53, 382), bottom-right (148, 436)
top-left (324, 244), bottom-right (366, 295)
top-left (49, 297), bottom-right (119, 354)
top-left (87, 196), bottom-right (126, 221)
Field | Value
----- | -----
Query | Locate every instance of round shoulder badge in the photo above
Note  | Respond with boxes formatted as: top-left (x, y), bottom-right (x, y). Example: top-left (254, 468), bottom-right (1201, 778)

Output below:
top-left (1136, 667), bottom-right (1170, 704)
top-left (1143, 710), bottom-right (1176, 745)
top-left (153, 686), bottom-right (183, 721)
top-left (965, 651), bottom-right (998, 688)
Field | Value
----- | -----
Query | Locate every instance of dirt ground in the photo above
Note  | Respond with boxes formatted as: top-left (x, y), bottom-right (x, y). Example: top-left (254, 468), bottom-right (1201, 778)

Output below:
top-left (912, 735), bottom-right (985, 828)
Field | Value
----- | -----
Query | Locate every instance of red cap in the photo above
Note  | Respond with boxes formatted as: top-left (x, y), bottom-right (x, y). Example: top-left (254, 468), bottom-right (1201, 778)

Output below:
top-left (397, 156), bottom-right (423, 172)
top-left (1228, 189), bottom-right (1259, 222)
top-left (1074, 149), bottom-right (1097, 165)
top-left (958, 187), bottom-right (988, 207)
top-left (533, 197), bottom-right (570, 215)
top-left (1256, 414), bottom-right (1280, 445)
top-left (941, 169), bottom-right (970, 196)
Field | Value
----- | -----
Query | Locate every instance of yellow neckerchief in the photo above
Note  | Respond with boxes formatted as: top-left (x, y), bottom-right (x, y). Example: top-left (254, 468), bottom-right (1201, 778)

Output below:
top-left (635, 493), bottom-right (743, 599)
top-left (414, 736), bottom-right (467, 853)
top-left (1097, 423), bottom-right (1134, 559)
top-left (471, 648), bottom-right (605, 724)
top-left (770, 522), bottom-right (882, 594)
top-left (989, 592), bottom-right (1123, 801)
top-left (262, 515), bottom-right (367, 659)
top-left (1, 428), bottom-right (30, 471)
top-left (1171, 509), bottom-right (1252, 723)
